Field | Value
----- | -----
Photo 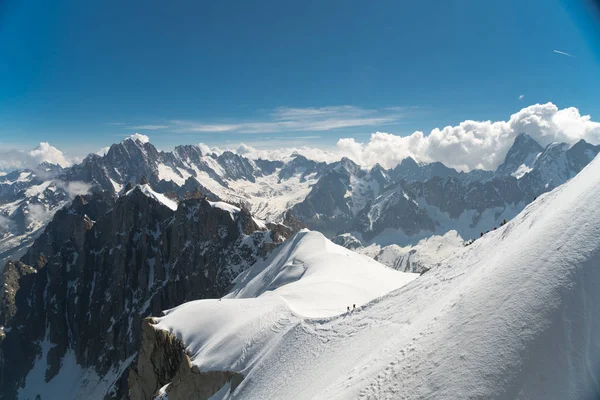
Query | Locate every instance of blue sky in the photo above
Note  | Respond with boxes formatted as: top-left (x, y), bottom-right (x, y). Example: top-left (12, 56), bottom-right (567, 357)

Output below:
top-left (1, 0), bottom-right (599, 157)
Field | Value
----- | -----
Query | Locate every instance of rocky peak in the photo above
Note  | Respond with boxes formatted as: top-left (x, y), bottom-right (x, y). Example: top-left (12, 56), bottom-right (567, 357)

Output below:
top-left (392, 157), bottom-right (459, 182)
top-left (216, 151), bottom-right (258, 182)
top-left (566, 139), bottom-right (599, 172)
top-left (0, 187), bottom-right (295, 399)
top-left (253, 159), bottom-right (283, 176)
top-left (277, 154), bottom-right (325, 181)
top-left (0, 260), bottom-right (36, 327)
top-left (331, 157), bottom-right (360, 176)
top-left (496, 133), bottom-right (543, 177)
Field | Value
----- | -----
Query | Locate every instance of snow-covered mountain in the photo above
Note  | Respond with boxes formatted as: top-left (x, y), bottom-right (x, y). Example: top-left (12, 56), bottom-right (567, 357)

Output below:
top-left (0, 184), bottom-right (296, 399)
top-left (341, 135), bottom-right (599, 245)
top-left (0, 138), bottom-right (319, 268)
top-left (130, 230), bottom-right (418, 399)
top-left (495, 132), bottom-right (544, 177)
top-left (346, 230), bottom-right (464, 273)
top-left (1, 134), bottom-right (598, 267)
top-left (133, 150), bottom-right (600, 399)
top-left (0, 165), bottom-right (83, 267)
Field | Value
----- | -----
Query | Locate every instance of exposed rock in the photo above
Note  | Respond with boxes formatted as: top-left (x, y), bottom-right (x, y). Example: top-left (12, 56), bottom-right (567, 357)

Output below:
top-left (129, 318), bottom-right (243, 400)
top-left (0, 260), bottom-right (36, 327)
top-left (0, 186), bottom-right (292, 399)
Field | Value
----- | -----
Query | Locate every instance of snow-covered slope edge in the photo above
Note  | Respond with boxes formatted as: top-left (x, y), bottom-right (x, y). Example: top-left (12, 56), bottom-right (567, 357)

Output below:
top-left (142, 154), bottom-right (600, 399)
top-left (130, 230), bottom-right (418, 399)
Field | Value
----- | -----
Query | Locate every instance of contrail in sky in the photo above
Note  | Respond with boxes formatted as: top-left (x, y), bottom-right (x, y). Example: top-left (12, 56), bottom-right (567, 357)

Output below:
top-left (553, 49), bottom-right (575, 58)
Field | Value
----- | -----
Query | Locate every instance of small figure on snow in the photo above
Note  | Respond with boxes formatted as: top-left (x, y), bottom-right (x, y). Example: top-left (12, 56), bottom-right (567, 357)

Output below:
top-left (353, 304), bottom-right (356, 310)
top-left (347, 306), bottom-right (350, 312)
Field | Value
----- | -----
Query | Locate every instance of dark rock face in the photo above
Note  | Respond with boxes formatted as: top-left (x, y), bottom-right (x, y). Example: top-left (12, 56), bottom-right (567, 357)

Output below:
top-left (355, 184), bottom-right (436, 242)
top-left (0, 186), bottom-right (293, 399)
top-left (496, 133), bottom-right (544, 176)
top-left (277, 155), bottom-right (327, 181)
top-left (0, 261), bottom-right (36, 328)
top-left (391, 157), bottom-right (460, 182)
top-left (289, 157), bottom-right (390, 237)
top-left (254, 159), bottom-right (284, 175)
top-left (128, 318), bottom-right (244, 400)
top-left (292, 135), bottom-right (599, 244)
top-left (216, 151), bottom-right (259, 182)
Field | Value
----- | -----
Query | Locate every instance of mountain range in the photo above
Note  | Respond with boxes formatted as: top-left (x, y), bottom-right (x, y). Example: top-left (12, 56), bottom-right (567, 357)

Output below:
top-left (2, 133), bottom-right (598, 266)
top-left (0, 133), bottom-right (599, 398)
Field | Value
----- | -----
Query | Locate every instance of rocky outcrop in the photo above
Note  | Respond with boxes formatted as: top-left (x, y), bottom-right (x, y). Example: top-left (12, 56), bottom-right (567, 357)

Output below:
top-left (0, 186), bottom-right (293, 399)
top-left (129, 318), bottom-right (243, 400)
top-left (0, 260), bottom-right (36, 327)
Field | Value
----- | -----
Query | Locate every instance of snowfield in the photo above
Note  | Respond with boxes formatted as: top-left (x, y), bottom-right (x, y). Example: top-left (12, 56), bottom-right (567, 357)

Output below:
top-left (359, 230), bottom-right (465, 273)
top-left (155, 230), bottom-right (418, 373)
top-left (155, 155), bottom-right (600, 399)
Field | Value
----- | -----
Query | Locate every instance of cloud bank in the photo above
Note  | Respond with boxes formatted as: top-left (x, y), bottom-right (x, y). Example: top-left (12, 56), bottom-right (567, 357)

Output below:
top-left (3, 103), bottom-right (598, 174)
top-left (229, 103), bottom-right (600, 172)
top-left (0, 142), bottom-right (72, 172)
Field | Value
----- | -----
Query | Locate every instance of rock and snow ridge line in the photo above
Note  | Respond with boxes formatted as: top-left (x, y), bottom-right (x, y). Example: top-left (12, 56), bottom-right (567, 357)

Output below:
top-left (2, 184), bottom-right (297, 400)
top-left (2, 133), bottom-right (598, 269)
top-left (139, 230), bottom-right (417, 398)
top-left (146, 154), bottom-right (600, 399)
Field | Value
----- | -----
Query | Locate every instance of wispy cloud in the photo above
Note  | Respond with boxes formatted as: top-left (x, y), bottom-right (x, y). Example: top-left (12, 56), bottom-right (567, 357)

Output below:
top-left (172, 106), bottom-right (404, 134)
top-left (126, 125), bottom-right (169, 130)
top-left (519, 94), bottom-right (525, 100)
top-left (553, 49), bottom-right (575, 58)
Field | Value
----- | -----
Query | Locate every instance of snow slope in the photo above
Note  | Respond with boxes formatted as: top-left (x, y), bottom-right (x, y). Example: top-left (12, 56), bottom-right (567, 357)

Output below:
top-left (360, 230), bottom-right (464, 273)
top-left (127, 184), bottom-right (178, 211)
top-left (154, 230), bottom-right (418, 374)
top-left (156, 154), bottom-right (600, 399)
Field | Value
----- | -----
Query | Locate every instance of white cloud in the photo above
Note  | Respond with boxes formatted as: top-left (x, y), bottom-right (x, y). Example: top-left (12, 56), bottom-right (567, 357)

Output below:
top-left (519, 94), bottom-right (525, 100)
top-left (128, 133), bottom-right (150, 143)
top-left (173, 106), bottom-right (404, 134)
top-left (226, 103), bottom-right (600, 172)
top-left (26, 203), bottom-right (50, 225)
top-left (55, 181), bottom-right (93, 198)
top-left (553, 49), bottom-right (575, 58)
top-left (127, 125), bottom-right (169, 130)
top-left (28, 142), bottom-right (71, 167)
top-left (334, 103), bottom-right (600, 171)
top-left (228, 143), bottom-right (344, 164)
top-left (0, 214), bottom-right (10, 234)
top-left (0, 142), bottom-right (72, 172)
top-left (197, 143), bottom-right (223, 156)
top-left (96, 146), bottom-right (111, 156)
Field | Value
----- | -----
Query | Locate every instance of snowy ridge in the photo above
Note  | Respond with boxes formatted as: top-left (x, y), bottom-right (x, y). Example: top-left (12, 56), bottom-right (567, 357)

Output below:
top-left (156, 155), bottom-right (600, 399)
top-left (153, 230), bottom-right (417, 376)
top-left (127, 184), bottom-right (178, 211)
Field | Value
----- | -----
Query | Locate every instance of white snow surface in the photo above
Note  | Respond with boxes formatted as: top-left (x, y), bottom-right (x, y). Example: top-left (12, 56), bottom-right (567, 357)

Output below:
top-left (127, 184), bottom-right (178, 211)
top-left (511, 163), bottom-right (533, 179)
top-left (157, 163), bottom-right (187, 186)
top-left (192, 172), bottom-right (317, 222)
top-left (154, 230), bottom-right (417, 371)
top-left (361, 230), bottom-right (464, 273)
top-left (207, 200), bottom-right (241, 217)
top-left (156, 155), bottom-right (600, 399)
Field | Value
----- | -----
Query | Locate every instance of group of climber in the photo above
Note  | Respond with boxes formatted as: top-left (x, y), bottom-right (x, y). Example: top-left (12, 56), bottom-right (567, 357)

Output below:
top-left (480, 218), bottom-right (508, 238)
top-left (346, 304), bottom-right (356, 313)
top-left (464, 218), bottom-right (509, 247)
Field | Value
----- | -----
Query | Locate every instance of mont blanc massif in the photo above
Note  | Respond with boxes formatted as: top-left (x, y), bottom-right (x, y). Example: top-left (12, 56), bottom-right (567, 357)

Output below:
top-left (1, 132), bottom-right (599, 400)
